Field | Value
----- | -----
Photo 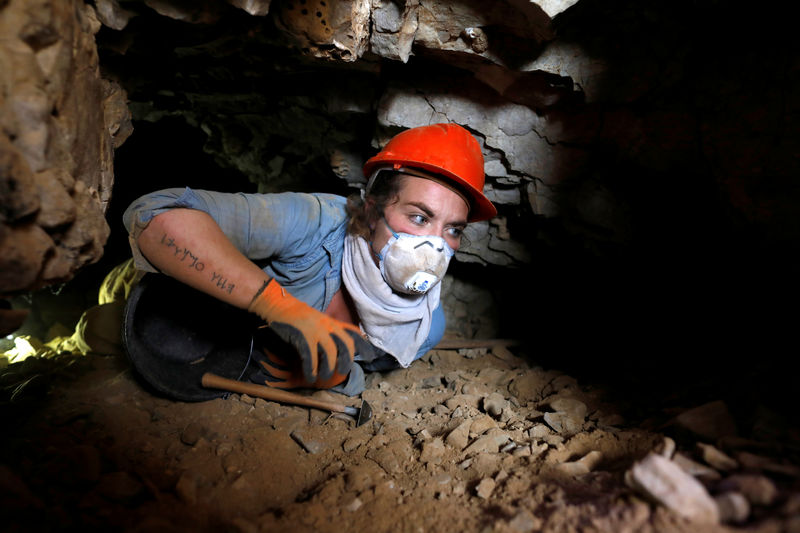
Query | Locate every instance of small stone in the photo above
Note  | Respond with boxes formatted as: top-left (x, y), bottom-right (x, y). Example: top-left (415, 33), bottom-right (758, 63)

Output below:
top-left (463, 429), bottom-right (510, 457)
top-left (674, 400), bottom-right (737, 440)
top-left (528, 424), bottom-right (551, 439)
top-left (433, 404), bottom-right (450, 416)
top-left (175, 472), bottom-right (198, 505)
top-left (445, 394), bottom-right (481, 410)
top-left (342, 436), bottom-right (365, 453)
top-left (737, 451), bottom-right (800, 477)
top-left (555, 461), bottom-right (589, 476)
top-left (672, 452), bottom-right (722, 481)
top-left (420, 375), bottom-right (442, 389)
top-left (444, 371), bottom-right (462, 387)
top-left (556, 450), bottom-right (602, 476)
top-left (459, 347), bottom-right (487, 359)
top-left (714, 492), bottom-right (750, 523)
top-left (625, 453), bottom-right (719, 524)
top-left (180, 422), bottom-right (203, 446)
top-left (231, 474), bottom-right (250, 491)
top-left (378, 381), bottom-right (391, 392)
top-left (543, 434), bottom-right (563, 447)
top-left (475, 478), bottom-right (496, 499)
top-left (239, 394), bottom-right (255, 405)
top-left (483, 392), bottom-right (508, 418)
top-left (697, 443), bottom-right (738, 471)
top-left (655, 436), bottom-right (676, 458)
top-left (549, 397), bottom-right (587, 419)
top-left (344, 497), bottom-right (362, 512)
top-left (544, 411), bottom-right (582, 436)
top-left (420, 438), bottom-right (446, 464)
top-left (445, 420), bottom-right (472, 450)
top-left (507, 509), bottom-right (541, 533)
top-left (290, 430), bottom-right (325, 454)
top-left (512, 445), bottom-right (532, 457)
top-left (718, 474), bottom-right (778, 506)
top-left (216, 442), bottom-right (233, 457)
top-left (531, 442), bottom-right (549, 456)
top-left (461, 382), bottom-right (486, 395)
top-left (366, 445), bottom-right (403, 473)
top-left (469, 415), bottom-right (498, 437)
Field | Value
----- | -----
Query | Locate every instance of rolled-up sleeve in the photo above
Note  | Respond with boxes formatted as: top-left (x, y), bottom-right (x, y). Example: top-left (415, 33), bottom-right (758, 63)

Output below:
top-left (123, 187), bottom-right (347, 274)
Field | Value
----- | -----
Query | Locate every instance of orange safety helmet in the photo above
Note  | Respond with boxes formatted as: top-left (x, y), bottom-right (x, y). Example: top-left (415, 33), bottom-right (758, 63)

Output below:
top-left (362, 123), bottom-right (497, 222)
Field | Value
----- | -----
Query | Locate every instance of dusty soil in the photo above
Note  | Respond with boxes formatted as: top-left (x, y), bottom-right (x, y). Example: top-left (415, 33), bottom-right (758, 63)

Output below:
top-left (1, 343), bottom-right (799, 533)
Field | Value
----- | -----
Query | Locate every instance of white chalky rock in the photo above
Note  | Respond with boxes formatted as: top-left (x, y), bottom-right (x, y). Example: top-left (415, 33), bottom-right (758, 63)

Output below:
top-left (714, 492), bottom-right (750, 523)
top-left (655, 436), bottom-right (676, 458)
top-left (626, 453), bottom-right (720, 524)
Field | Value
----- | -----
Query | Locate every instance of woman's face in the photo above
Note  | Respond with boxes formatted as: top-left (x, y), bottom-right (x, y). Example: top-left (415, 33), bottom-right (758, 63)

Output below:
top-left (369, 175), bottom-right (470, 262)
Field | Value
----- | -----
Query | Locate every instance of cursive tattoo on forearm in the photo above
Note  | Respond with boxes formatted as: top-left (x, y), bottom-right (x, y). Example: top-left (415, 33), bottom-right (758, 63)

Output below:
top-left (159, 233), bottom-right (236, 295)
top-left (160, 233), bottom-right (205, 271)
top-left (211, 271), bottom-right (235, 295)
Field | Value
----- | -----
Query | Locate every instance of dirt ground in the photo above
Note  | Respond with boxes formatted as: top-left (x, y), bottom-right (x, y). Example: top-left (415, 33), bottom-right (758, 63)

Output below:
top-left (2, 342), bottom-right (799, 533)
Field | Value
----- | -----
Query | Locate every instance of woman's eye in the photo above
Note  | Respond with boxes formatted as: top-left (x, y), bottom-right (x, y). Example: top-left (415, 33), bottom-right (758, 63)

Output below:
top-left (446, 227), bottom-right (463, 238)
top-left (410, 214), bottom-right (427, 225)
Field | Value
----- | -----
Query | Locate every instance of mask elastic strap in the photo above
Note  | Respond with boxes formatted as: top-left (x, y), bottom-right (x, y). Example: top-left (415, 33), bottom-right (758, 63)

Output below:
top-left (382, 217), bottom-right (400, 240)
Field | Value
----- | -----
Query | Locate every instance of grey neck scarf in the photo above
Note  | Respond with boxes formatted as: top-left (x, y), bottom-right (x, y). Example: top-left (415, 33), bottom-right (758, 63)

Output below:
top-left (341, 234), bottom-right (439, 367)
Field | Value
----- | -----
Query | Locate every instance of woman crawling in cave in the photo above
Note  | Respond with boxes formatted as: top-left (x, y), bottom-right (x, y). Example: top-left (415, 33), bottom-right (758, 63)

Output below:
top-left (121, 123), bottom-right (496, 399)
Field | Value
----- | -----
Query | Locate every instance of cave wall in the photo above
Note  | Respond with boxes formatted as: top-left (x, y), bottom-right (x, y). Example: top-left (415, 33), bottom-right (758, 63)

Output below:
top-left (2, 0), bottom-right (799, 364)
top-left (0, 0), bottom-right (132, 307)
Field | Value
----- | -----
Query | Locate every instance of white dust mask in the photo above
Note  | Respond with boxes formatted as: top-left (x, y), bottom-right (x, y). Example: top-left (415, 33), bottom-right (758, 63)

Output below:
top-left (375, 219), bottom-right (455, 295)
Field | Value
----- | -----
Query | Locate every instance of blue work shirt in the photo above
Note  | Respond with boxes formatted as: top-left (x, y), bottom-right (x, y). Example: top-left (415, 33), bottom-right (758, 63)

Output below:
top-left (122, 187), bottom-right (445, 373)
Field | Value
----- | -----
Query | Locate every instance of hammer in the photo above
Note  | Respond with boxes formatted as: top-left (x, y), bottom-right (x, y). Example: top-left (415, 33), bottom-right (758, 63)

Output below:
top-left (201, 372), bottom-right (373, 427)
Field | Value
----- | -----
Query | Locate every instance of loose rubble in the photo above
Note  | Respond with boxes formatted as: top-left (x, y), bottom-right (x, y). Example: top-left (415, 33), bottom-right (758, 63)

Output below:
top-left (1, 342), bottom-right (799, 532)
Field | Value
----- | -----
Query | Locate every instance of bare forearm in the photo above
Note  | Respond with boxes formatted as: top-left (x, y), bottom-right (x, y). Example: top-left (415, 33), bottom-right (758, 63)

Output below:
top-left (136, 208), bottom-right (270, 309)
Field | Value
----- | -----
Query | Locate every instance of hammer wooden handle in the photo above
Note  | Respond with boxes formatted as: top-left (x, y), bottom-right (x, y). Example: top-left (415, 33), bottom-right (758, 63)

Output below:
top-left (201, 372), bottom-right (350, 413)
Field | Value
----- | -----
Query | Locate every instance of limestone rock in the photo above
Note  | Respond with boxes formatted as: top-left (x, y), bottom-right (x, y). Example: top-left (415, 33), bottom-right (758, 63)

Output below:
top-left (543, 399), bottom-right (586, 436)
top-left (94, 0), bottom-right (136, 30)
top-left (420, 437), bottom-right (446, 464)
top-left (227, 0), bottom-right (272, 17)
top-left (33, 169), bottom-right (76, 229)
top-left (475, 477), bottom-right (496, 499)
top-left (714, 492), bottom-right (750, 524)
top-left (625, 453), bottom-right (720, 524)
top-left (697, 442), bottom-right (738, 472)
top-left (718, 474), bottom-right (778, 506)
top-left (672, 452), bottom-right (722, 482)
top-left (445, 420), bottom-right (472, 451)
top-left (483, 392), bottom-right (509, 418)
top-left (673, 401), bottom-right (738, 441)
top-left (0, 223), bottom-right (54, 293)
top-left (1, 0), bottom-right (125, 294)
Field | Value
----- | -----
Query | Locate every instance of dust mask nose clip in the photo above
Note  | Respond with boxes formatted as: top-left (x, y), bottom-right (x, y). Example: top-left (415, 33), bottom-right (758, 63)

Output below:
top-left (376, 218), bottom-right (454, 295)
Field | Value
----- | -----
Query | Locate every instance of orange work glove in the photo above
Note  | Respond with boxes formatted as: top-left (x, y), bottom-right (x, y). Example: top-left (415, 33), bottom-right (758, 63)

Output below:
top-left (256, 347), bottom-right (349, 390)
top-left (248, 279), bottom-right (371, 383)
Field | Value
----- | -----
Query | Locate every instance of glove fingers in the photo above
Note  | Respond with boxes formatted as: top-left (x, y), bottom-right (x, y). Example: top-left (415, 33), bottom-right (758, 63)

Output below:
top-left (259, 360), bottom-right (293, 381)
top-left (270, 322), bottom-right (317, 381)
top-left (332, 333), bottom-right (354, 375)
top-left (315, 342), bottom-right (334, 382)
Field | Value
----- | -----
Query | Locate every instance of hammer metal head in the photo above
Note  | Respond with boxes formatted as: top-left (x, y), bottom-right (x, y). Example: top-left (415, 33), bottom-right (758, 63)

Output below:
top-left (356, 400), bottom-right (372, 427)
